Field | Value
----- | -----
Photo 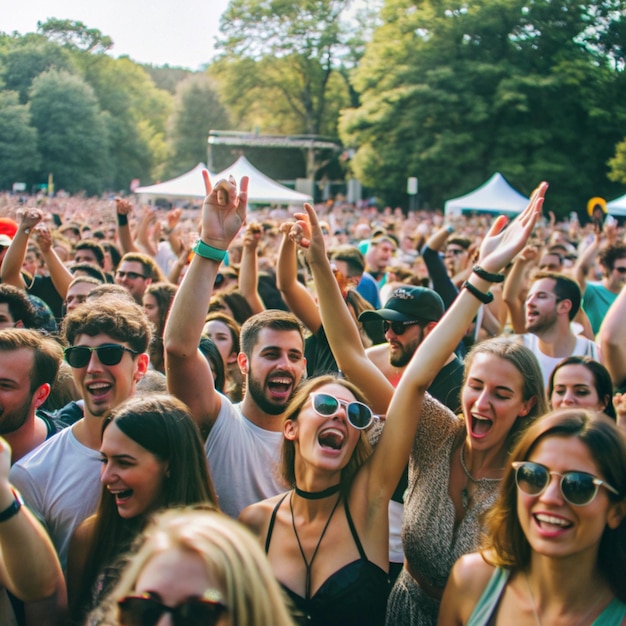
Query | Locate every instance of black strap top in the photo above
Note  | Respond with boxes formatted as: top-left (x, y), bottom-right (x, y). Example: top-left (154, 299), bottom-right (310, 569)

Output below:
top-left (265, 493), bottom-right (389, 626)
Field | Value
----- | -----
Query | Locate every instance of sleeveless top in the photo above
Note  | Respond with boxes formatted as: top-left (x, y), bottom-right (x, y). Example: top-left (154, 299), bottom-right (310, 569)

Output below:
top-left (265, 493), bottom-right (390, 626)
top-left (468, 568), bottom-right (626, 626)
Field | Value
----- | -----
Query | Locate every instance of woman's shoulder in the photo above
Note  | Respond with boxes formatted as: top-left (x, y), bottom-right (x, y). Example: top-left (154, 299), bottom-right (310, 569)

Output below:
top-left (447, 552), bottom-right (498, 605)
top-left (72, 514), bottom-right (97, 545)
top-left (239, 491), bottom-right (288, 537)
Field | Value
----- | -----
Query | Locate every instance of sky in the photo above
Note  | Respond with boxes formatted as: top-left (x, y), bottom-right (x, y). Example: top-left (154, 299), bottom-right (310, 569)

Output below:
top-left (0, 0), bottom-right (232, 70)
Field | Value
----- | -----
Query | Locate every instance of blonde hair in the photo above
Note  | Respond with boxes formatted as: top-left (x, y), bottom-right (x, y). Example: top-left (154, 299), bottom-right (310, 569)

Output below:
top-left (92, 507), bottom-right (295, 626)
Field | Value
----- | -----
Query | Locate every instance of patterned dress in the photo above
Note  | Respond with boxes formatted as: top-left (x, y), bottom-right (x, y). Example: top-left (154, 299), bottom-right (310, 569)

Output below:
top-left (385, 394), bottom-right (501, 626)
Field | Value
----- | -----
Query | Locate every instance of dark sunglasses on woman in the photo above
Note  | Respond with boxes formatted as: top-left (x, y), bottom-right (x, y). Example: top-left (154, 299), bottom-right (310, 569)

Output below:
top-left (513, 461), bottom-right (619, 507)
top-left (118, 591), bottom-right (226, 626)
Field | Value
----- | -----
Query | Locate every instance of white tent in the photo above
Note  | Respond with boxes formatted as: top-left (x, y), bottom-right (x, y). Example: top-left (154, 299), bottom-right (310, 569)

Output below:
top-left (135, 156), bottom-right (312, 205)
top-left (444, 173), bottom-right (529, 216)
top-left (607, 192), bottom-right (626, 217)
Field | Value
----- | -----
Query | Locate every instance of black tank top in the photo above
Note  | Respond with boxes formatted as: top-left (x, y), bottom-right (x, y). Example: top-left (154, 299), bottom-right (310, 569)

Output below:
top-left (265, 493), bottom-right (390, 626)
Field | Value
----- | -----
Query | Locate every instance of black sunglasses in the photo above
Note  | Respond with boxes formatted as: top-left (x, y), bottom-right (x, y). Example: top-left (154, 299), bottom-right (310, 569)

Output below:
top-left (116, 270), bottom-right (146, 280)
top-left (310, 392), bottom-right (378, 429)
top-left (118, 591), bottom-right (226, 626)
top-left (64, 344), bottom-right (139, 368)
top-left (446, 248), bottom-right (466, 255)
top-left (614, 267), bottom-right (626, 274)
top-left (382, 320), bottom-right (422, 335)
top-left (513, 461), bottom-right (619, 507)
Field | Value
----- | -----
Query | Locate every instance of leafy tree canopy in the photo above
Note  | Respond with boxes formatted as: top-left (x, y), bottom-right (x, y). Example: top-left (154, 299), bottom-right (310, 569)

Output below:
top-left (37, 18), bottom-right (113, 53)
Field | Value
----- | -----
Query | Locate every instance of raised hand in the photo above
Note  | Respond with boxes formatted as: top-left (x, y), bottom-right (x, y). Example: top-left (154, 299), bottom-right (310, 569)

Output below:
top-left (290, 203), bottom-right (328, 267)
top-left (17, 208), bottom-right (43, 232)
top-left (200, 171), bottom-right (248, 250)
top-left (478, 182), bottom-right (548, 273)
top-left (115, 197), bottom-right (133, 216)
top-left (33, 224), bottom-right (52, 253)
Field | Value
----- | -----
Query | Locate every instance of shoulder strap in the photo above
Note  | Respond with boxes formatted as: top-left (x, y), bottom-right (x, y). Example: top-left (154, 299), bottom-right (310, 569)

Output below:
top-left (264, 492), bottom-right (289, 554)
top-left (343, 497), bottom-right (367, 560)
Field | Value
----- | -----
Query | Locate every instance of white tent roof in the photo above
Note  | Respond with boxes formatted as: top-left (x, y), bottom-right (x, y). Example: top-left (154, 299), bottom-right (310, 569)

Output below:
top-left (135, 156), bottom-right (312, 205)
top-left (444, 173), bottom-right (529, 216)
top-left (607, 192), bottom-right (626, 216)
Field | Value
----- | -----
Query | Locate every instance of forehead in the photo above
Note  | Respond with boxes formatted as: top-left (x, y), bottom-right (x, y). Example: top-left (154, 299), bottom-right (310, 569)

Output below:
top-left (467, 352), bottom-right (524, 390)
top-left (204, 320), bottom-right (231, 335)
top-left (529, 277), bottom-right (556, 295)
top-left (75, 248), bottom-right (97, 259)
top-left (612, 257), bottom-right (626, 268)
top-left (251, 327), bottom-right (303, 353)
top-left (553, 363), bottom-right (595, 385)
top-left (529, 435), bottom-right (600, 475)
top-left (119, 260), bottom-right (144, 274)
top-left (73, 332), bottom-right (125, 347)
top-left (0, 347), bottom-right (34, 373)
top-left (313, 382), bottom-right (357, 403)
top-left (67, 282), bottom-right (94, 298)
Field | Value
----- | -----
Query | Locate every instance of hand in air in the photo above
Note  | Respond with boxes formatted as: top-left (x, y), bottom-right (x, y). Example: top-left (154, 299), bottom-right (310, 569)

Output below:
top-left (200, 171), bottom-right (248, 250)
top-left (290, 203), bottom-right (328, 266)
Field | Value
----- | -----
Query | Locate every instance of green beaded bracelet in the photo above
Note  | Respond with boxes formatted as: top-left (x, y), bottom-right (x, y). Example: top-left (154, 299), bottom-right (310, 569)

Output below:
top-left (193, 240), bottom-right (227, 262)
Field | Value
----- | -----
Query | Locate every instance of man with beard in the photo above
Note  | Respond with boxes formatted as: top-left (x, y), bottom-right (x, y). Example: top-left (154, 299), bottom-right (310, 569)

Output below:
top-left (358, 285), bottom-right (464, 580)
top-left (520, 271), bottom-right (600, 387)
top-left (360, 286), bottom-right (463, 409)
top-left (0, 329), bottom-right (65, 463)
top-left (165, 172), bottom-right (306, 518)
top-left (10, 299), bottom-right (150, 567)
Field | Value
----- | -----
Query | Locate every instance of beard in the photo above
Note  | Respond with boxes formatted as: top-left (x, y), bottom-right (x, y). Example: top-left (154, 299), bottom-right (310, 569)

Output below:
top-left (0, 400), bottom-right (32, 434)
top-left (525, 309), bottom-right (557, 335)
top-left (246, 371), bottom-right (293, 416)
top-left (389, 329), bottom-right (423, 368)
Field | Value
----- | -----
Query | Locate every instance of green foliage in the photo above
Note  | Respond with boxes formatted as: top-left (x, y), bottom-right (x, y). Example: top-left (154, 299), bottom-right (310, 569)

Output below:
top-left (0, 33), bottom-right (77, 103)
top-left (609, 137), bottom-right (626, 185)
top-left (141, 64), bottom-right (193, 94)
top-left (342, 0), bottom-right (626, 212)
top-left (29, 70), bottom-right (112, 195)
top-left (0, 92), bottom-right (39, 188)
top-left (37, 18), bottom-right (113, 53)
top-left (164, 74), bottom-right (230, 177)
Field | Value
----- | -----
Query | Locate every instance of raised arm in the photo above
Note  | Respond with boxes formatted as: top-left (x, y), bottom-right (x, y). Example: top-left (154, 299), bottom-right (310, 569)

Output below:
top-left (238, 223), bottom-right (265, 315)
top-left (0, 209), bottom-right (43, 289)
top-left (574, 230), bottom-right (601, 294)
top-left (114, 198), bottom-right (138, 254)
top-left (291, 205), bottom-right (393, 415)
top-left (0, 438), bottom-right (63, 602)
top-left (34, 224), bottom-right (73, 298)
top-left (597, 284), bottom-right (626, 387)
top-left (276, 224), bottom-right (322, 333)
top-left (367, 184), bottom-right (547, 498)
top-left (502, 245), bottom-right (538, 333)
top-left (164, 172), bottom-right (248, 432)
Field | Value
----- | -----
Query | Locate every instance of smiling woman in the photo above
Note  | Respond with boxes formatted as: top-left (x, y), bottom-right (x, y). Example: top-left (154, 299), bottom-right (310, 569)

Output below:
top-left (66, 394), bottom-right (218, 624)
top-left (439, 409), bottom-right (626, 625)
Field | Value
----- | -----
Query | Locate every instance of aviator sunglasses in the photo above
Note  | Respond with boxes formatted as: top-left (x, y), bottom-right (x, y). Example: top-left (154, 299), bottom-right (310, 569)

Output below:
top-left (382, 320), bottom-right (422, 336)
top-left (118, 591), bottom-right (226, 626)
top-left (64, 344), bottom-right (139, 368)
top-left (310, 392), bottom-right (378, 429)
top-left (512, 461), bottom-right (619, 506)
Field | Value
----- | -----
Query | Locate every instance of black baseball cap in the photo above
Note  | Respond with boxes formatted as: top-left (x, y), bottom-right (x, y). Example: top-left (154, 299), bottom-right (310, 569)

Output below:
top-left (359, 286), bottom-right (444, 324)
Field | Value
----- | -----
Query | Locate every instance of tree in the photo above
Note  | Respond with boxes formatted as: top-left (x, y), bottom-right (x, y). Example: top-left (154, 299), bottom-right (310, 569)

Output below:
top-left (341, 0), bottom-right (626, 212)
top-left (37, 19), bottom-right (113, 54)
top-left (29, 70), bottom-right (112, 195)
top-left (0, 33), bottom-right (76, 103)
top-left (609, 137), bottom-right (626, 185)
top-left (164, 74), bottom-right (230, 177)
top-left (0, 92), bottom-right (39, 189)
top-left (213, 0), bottom-right (354, 136)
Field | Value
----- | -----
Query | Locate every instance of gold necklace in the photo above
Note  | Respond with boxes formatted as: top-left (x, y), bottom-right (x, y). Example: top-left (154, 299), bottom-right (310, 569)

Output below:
top-left (459, 443), bottom-right (501, 509)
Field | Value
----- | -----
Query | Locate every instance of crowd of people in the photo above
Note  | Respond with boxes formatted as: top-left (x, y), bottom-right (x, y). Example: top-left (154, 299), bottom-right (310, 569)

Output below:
top-left (0, 175), bottom-right (624, 626)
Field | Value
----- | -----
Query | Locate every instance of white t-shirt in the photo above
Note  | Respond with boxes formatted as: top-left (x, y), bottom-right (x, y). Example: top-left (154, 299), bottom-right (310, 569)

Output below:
top-left (520, 333), bottom-right (601, 388)
top-left (205, 396), bottom-right (285, 518)
top-left (10, 424), bottom-right (102, 568)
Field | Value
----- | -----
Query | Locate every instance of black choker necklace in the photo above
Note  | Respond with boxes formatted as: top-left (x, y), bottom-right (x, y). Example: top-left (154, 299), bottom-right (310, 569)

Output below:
top-left (294, 484), bottom-right (341, 500)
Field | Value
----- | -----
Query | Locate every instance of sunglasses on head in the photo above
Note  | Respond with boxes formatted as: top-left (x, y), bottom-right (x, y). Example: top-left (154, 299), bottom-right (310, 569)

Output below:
top-left (512, 461), bottom-right (619, 507)
top-left (64, 344), bottom-right (139, 368)
top-left (310, 392), bottom-right (378, 429)
top-left (118, 591), bottom-right (226, 626)
top-left (382, 320), bottom-right (422, 335)
top-left (116, 270), bottom-right (146, 280)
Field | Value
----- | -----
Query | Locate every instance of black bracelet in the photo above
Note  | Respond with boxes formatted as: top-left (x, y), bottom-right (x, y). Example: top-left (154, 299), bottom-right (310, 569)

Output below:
top-left (116, 213), bottom-right (128, 227)
top-left (472, 265), bottom-right (505, 283)
top-left (0, 491), bottom-right (22, 523)
top-left (463, 280), bottom-right (494, 304)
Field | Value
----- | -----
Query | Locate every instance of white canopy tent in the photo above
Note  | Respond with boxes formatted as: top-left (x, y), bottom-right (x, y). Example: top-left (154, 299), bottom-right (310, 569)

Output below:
top-left (444, 173), bottom-right (529, 216)
top-left (607, 192), bottom-right (626, 217)
top-left (135, 156), bottom-right (312, 205)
